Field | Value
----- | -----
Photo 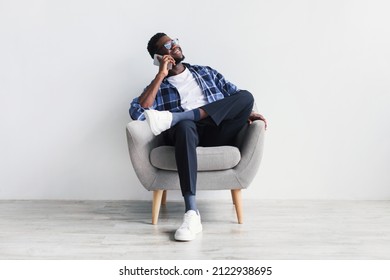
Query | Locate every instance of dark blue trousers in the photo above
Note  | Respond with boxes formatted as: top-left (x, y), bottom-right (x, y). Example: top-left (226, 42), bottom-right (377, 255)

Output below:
top-left (163, 90), bottom-right (254, 196)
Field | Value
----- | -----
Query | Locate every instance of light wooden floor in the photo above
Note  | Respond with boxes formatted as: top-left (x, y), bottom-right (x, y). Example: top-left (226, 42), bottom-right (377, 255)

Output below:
top-left (0, 199), bottom-right (389, 260)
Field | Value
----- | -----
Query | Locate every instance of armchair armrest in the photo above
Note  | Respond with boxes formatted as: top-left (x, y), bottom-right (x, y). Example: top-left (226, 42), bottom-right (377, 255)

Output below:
top-left (126, 120), bottom-right (161, 190)
top-left (234, 120), bottom-right (266, 188)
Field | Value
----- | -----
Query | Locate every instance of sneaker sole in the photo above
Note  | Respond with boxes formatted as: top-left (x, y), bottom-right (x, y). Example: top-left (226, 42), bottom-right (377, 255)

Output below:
top-left (174, 225), bottom-right (203, 242)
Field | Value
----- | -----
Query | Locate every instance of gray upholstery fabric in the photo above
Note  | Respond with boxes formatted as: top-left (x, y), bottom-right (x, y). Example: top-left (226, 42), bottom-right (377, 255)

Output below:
top-left (150, 146), bottom-right (241, 171)
top-left (126, 119), bottom-right (265, 191)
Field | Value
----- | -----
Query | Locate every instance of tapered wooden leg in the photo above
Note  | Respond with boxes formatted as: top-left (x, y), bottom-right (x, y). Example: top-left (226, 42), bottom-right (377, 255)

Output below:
top-left (231, 190), bottom-right (236, 205)
top-left (231, 189), bottom-right (243, 224)
top-left (152, 190), bottom-right (164, 225)
top-left (161, 190), bottom-right (167, 206)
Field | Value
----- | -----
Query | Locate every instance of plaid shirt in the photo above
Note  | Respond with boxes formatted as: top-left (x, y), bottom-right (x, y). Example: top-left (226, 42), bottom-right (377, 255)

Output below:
top-left (129, 63), bottom-right (239, 120)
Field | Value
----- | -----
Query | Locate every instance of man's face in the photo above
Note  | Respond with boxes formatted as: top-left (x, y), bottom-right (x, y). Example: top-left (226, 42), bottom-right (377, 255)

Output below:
top-left (155, 35), bottom-right (185, 64)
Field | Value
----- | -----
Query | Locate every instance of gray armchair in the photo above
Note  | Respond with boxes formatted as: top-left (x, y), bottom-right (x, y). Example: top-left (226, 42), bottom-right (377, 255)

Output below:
top-left (126, 119), bottom-right (265, 225)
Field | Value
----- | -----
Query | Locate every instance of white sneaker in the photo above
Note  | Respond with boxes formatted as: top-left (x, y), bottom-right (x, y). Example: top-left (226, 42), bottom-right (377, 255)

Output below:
top-left (144, 110), bottom-right (173, 136)
top-left (174, 210), bottom-right (203, 241)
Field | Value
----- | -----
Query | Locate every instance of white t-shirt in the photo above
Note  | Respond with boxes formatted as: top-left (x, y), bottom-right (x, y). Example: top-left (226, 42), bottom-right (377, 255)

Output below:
top-left (167, 67), bottom-right (208, 111)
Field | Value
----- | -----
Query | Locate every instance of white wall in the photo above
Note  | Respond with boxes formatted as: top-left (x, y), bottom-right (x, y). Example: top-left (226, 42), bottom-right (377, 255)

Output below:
top-left (1, 0), bottom-right (389, 200)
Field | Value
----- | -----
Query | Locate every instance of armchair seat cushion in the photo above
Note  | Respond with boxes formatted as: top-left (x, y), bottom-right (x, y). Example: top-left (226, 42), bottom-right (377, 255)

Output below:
top-left (150, 145), bottom-right (241, 171)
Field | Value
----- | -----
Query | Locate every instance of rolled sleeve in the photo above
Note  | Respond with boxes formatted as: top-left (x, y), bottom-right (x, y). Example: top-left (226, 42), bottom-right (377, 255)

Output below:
top-left (129, 97), bottom-right (146, 120)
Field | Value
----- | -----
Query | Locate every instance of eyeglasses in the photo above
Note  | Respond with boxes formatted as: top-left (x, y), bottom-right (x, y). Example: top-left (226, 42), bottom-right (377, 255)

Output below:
top-left (160, 38), bottom-right (180, 51)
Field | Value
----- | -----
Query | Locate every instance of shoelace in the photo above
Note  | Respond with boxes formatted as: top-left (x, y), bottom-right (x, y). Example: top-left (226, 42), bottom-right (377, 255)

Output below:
top-left (179, 212), bottom-right (196, 229)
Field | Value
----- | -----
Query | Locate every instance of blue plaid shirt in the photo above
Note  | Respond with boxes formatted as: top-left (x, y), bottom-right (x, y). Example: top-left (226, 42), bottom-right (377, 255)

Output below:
top-left (129, 63), bottom-right (239, 120)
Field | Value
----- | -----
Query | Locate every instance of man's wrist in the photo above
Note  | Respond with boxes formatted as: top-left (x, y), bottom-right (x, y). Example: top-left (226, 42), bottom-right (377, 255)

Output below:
top-left (156, 72), bottom-right (167, 80)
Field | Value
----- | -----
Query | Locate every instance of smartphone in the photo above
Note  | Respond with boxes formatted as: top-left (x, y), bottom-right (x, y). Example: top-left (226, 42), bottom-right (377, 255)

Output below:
top-left (153, 54), bottom-right (172, 70)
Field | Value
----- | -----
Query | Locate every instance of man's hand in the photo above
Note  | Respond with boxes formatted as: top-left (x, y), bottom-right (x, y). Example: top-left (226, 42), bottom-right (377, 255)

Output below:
top-left (158, 55), bottom-right (176, 77)
top-left (248, 111), bottom-right (267, 129)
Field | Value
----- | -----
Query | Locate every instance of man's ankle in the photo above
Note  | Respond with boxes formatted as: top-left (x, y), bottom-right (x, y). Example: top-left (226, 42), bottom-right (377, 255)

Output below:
top-left (184, 193), bottom-right (197, 213)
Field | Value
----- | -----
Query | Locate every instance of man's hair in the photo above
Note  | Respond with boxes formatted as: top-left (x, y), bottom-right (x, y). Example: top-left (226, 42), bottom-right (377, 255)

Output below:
top-left (147, 32), bottom-right (167, 59)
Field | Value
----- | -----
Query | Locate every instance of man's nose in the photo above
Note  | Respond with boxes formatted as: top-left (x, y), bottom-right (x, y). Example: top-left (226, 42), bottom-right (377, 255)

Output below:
top-left (169, 44), bottom-right (179, 53)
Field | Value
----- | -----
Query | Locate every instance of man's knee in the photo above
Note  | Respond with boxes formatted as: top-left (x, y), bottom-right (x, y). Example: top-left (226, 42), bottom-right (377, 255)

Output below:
top-left (238, 90), bottom-right (254, 107)
top-left (174, 120), bottom-right (196, 132)
top-left (173, 120), bottom-right (198, 141)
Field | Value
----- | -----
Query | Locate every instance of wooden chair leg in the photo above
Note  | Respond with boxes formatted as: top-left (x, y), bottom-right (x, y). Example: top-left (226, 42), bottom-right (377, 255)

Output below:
top-left (152, 190), bottom-right (164, 225)
top-left (231, 189), bottom-right (243, 224)
top-left (161, 190), bottom-right (167, 206)
top-left (231, 190), bottom-right (236, 205)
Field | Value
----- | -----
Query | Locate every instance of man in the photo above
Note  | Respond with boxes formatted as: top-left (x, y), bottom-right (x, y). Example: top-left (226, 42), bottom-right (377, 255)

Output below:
top-left (129, 33), bottom-right (267, 241)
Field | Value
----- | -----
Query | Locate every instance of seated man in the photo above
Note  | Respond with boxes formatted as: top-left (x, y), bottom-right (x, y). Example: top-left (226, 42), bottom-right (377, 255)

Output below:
top-left (129, 33), bottom-right (267, 241)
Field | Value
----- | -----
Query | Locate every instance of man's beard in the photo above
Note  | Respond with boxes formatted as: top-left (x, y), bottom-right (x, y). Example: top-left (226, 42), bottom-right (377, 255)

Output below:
top-left (175, 54), bottom-right (185, 64)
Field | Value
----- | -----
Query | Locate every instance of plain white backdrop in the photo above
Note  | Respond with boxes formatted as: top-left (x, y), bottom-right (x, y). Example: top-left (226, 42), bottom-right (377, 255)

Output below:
top-left (1, 0), bottom-right (389, 201)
